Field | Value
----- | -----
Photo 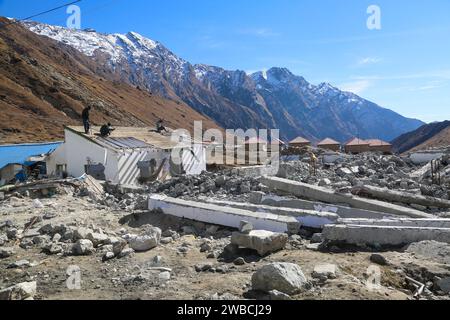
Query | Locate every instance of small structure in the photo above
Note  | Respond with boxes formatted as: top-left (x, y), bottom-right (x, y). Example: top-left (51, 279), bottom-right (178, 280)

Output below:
top-left (0, 142), bottom-right (62, 185)
top-left (317, 138), bottom-right (341, 152)
top-left (345, 138), bottom-right (370, 154)
top-left (366, 139), bottom-right (392, 154)
top-left (289, 137), bottom-right (311, 148)
top-left (59, 126), bottom-right (206, 186)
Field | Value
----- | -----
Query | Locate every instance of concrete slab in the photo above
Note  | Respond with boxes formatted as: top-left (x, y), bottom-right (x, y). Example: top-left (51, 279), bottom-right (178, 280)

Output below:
top-left (352, 185), bottom-right (450, 209)
top-left (231, 230), bottom-right (288, 256)
top-left (339, 218), bottom-right (450, 229)
top-left (148, 194), bottom-right (300, 234)
top-left (199, 198), bottom-right (338, 229)
top-left (260, 176), bottom-right (433, 219)
top-left (248, 192), bottom-right (399, 220)
top-left (323, 224), bottom-right (450, 246)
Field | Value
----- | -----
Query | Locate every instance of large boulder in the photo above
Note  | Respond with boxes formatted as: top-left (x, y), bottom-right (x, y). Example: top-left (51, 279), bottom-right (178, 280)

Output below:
top-left (129, 227), bottom-right (161, 252)
top-left (0, 281), bottom-right (37, 300)
top-left (231, 230), bottom-right (288, 256)
top-left (252, 262), bottom-right (308, 295)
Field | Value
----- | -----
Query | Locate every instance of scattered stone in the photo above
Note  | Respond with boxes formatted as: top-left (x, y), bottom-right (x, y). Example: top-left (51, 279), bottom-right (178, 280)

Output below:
top-left (72, 239), bottom-right (95, 256)
top-left (311, 233), bottom-right (324, 244)
top-left (268, 290), bottom-right (292, 301)
top-left (103, 252), bottom-right (115, 261)
top-left (252, 263), bottom-right (308, 295)
top-left (87, 232), bottom-right (109, 247)
top-left (160, 237), bottom-right (173, 245)
top-left (0, 247), bottom-right (15, 258)
top-left (33, 199), bottom-right (44, 209)
top-left (200, 242), bottom-right (212, 252)
top-left (159, 271), bottom-right (171, 281)
top-left (7, 260), bottom-right (31, 269)
top-left (435, 277), bottom-right (450, 294)
top-left (231, 230), bottom-right (288, 256)
top-left (312, 264), bottom-right (338, 280)
top-left (118, 248), bottom-right (135, 258)
top-left (129, 227), bottom-right (161, 252)
top-left (370, 253), bottom-right (389, 266)
top-left (0, 281), bottom-right (37, 300)
top-left (239, 221), bottom-right (253, 234)
top-left (233, 257), bottom-right (246, 266)
top-left (73, 227), bottom-right (94, 240)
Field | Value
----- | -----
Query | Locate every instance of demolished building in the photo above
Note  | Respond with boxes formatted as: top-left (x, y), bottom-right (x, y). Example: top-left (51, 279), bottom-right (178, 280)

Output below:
top-left (49, 126), bottom-right (207, 186)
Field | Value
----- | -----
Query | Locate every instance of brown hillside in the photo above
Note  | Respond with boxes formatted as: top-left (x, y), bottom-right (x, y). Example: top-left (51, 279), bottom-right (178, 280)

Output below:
top-left (0, 17), bottom-right (220, 144)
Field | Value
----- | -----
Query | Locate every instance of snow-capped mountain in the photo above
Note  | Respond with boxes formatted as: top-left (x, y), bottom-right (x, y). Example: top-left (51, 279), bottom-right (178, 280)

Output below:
top-left (22, 20), bottom-right (424, 141)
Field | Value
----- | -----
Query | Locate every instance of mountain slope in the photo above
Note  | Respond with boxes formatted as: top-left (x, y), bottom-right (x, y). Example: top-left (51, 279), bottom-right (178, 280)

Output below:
top-left (391, 121), bottom-right (450, 153)
top-left (22, 20), bottom-right (424, 142)
top-left (0, 18), bottom-right (219, 144)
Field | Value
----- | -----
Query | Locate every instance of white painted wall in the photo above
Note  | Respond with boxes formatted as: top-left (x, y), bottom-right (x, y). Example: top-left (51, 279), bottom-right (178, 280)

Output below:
top-left (45, 144), bottom-right (67, 177)
top-left (180, 145), bottom-right (206, 175)
top-left (64, 129), bottom-right (119, 182)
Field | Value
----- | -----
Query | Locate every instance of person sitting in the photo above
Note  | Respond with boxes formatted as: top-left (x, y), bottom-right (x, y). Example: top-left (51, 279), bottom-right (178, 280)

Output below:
top-left (156, 119), bottom-right (168, 134)
top-left (100, 123), bottom-right (115, 137)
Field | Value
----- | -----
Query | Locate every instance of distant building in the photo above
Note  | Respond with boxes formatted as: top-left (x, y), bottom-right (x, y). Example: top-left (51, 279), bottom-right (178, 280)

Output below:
top-left (289, 137), bottom-right (311, 148)
top-left (345, 138), bottom-right (370, 154)
top-left (366, 139), bottom-right (392, 154)
top-left (317, 138), bottom-right (341, 152)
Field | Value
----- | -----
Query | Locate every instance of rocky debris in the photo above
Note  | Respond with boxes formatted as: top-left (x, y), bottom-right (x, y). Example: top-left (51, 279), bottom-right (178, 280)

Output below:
top-left (72, 239), bottom-right (95, 256)
top-left (128, 226), bottom-right (161, 252)
top-left (233, 257), bottom-right (246, 266)
top-left (231, 230), bottom-right (288, 256)
top-left (312, 264), bottom-right (338, 280)
top-left (239, 221), bottom-right (253, 234)
top-left (267, 290), bottom-right (292, 301)
top-left (118, 248), bottom-right (135, 258)
top-left (7, 260), bottom-right (31, 269)
top-left (0, 247), bottom-right (15, 258)
top-left (435, 277), bottom-right (450, 294)
top-left (0, 281), bottom-right (37, 300)
top-left (406, 241), bottom-right (450, 265)
top-left (252, 262), bottom-right (308, 295)
top-left (370, 253), bottom-right (389, 266)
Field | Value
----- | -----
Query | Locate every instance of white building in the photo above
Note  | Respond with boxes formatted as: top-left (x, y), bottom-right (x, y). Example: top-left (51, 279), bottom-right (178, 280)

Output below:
top-left (46, 126), bottom-right (206, 186)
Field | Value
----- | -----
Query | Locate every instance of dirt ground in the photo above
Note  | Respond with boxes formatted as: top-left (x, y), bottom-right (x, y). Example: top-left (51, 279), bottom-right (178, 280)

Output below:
top-left (1, 192), bottom-right (449, 300)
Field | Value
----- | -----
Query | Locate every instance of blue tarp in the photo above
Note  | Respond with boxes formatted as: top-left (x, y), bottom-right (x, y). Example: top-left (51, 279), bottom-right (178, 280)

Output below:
top-left (0, 142), bottom-right (63, 170)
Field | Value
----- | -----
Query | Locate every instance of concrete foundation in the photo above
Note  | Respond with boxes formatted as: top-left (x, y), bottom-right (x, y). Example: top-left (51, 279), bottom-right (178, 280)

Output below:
top-left (353, 185), bottom-right (450, 209)
top-left (323, 224), bottom-right (450, 246)
top-left (260, 177), bottom-right (433, 219)
top-left (199, 198), bottom-right (339, 229)
top-left (148, 194), bottom-right (300, 234)
top-left (339, 218), bottom-right (450, 228)
top-left (248, 192), bottom-right (398, 220)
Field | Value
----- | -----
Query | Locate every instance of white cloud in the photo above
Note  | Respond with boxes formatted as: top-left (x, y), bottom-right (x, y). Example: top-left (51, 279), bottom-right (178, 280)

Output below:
top-left (357, 57), bottom-right (382, 66)
top-left (238, 28), bottom-right (280, 37)
top-left (339, 80), bottom-right (372, 95)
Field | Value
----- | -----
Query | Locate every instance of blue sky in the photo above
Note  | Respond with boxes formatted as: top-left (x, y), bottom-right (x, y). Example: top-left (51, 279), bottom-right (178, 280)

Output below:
top-left (1, 0), bottom-right (449, 123)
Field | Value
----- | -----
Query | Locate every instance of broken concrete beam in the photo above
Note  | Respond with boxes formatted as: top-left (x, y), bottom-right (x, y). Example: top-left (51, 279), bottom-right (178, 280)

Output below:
top-left (323, 224), bottom-right (450, 246)
top-left (260, 177), bottom-right (433, 219)
top-left (231, 230), bottom-right (288, 256)
top-left (199, 198), bottom-right (338, 229)
top-left (148, 194), bottom-right (300, 234)
top-left (249, 192), bottom-right (399, 220)
top-left (352, 185), bottom-right (450, 209)
top-left (339, 218), bottom-right (450, 229)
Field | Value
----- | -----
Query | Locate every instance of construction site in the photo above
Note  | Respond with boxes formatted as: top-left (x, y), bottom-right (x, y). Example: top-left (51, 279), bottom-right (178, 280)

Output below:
top-left (1, 127), bottom-right (450, 301)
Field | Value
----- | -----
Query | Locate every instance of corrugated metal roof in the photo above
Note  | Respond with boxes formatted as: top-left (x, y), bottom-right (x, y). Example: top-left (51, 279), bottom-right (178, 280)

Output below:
top-left (0, 142), bottom-right (63, 169)
top-left (97, 137), bottom-right (151, 150)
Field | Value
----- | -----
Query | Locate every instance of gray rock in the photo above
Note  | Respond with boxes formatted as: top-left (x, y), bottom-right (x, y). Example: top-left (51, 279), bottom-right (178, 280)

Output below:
top-left (7, 260), bottom-right (31, 269)
top-left (72, 239), bottom-right (94, 256)
top-left (0, 247), bottom-right (15, 258)
top-left (370, 253), bottom-right (388, 266)
top-left (103, 252), bottom-right (115, 261)
top-left (268, 290), bottom-right (292, 300)
top-left (435, 277), bottom-right (450, 293)
top-left (129, 227), bottom-right (161, 252)
top-left (311, 233), bottom-right (324, 244)
top-left (118, 248), bottom-right (135, 258)
top-left (158, 271), bottom-right (171, 281)
top-left (231, 230), bottom-right (288, 256)
top-left (252, 263), bottom-right (308, 295)
top-left (239, 221), bottom-right (253, 234)
top-left (87, 232), bottom-right (109, 247)
top-left (73, 227), bottom-right (94, 240)
top-left (233, 257), bottom-right (246, 266)
top-left (312, 264), bottom-right (338, 280)
top-left (0, 281), bottom-right (37, 300)
top-left (160, 237), bottom-right (173, 245)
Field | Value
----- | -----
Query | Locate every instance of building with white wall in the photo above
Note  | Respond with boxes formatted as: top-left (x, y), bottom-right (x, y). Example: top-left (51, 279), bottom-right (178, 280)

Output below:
top-left (55, 126), bottom-right (206, 186)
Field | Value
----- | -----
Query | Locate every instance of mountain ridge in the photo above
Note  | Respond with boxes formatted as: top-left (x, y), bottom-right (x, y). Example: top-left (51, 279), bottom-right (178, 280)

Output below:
top-left (19, 20), bottom-right (424, 142)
